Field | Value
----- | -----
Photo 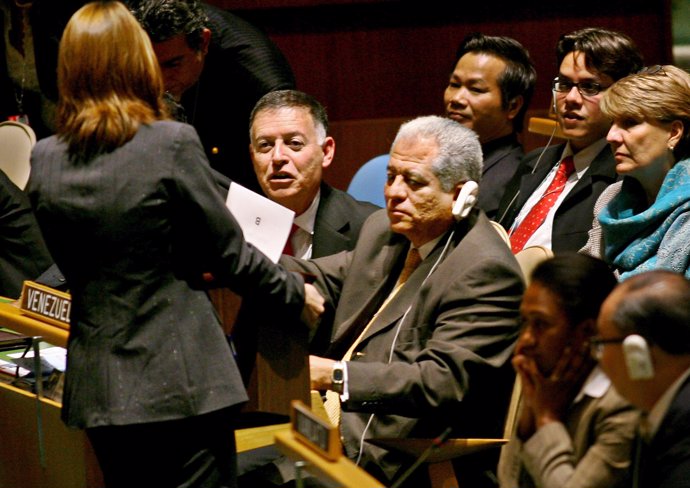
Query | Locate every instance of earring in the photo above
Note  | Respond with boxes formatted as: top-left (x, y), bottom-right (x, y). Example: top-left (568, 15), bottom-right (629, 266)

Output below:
top-left (669, 145), bottom-right (675, 151)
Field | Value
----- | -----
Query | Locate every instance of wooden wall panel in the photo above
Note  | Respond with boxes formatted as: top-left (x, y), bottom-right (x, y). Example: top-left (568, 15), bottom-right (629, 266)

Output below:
top-left (208, 0), bottom-right (672, 189)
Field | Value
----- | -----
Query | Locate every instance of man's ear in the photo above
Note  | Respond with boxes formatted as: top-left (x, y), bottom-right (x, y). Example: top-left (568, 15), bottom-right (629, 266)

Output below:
top-left (506, 95), bottom-right (524, 121)
top-left (321, 136), bottom-right (336, 169)
top-left (199, 28), bottom-right (212, 56)
top-left (576, 318), bottom-right (598, 347)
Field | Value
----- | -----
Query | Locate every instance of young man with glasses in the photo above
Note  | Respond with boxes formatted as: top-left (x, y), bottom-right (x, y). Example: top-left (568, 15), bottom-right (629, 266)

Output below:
top-left (496, 28), bottom-right (643, 253)
top-left (499, 253), bottom-right (638, 488)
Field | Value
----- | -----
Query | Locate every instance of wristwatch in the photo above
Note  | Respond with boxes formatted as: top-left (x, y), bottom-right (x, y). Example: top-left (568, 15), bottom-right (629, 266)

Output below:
top-left (331, 361), bottom-right (345, 394)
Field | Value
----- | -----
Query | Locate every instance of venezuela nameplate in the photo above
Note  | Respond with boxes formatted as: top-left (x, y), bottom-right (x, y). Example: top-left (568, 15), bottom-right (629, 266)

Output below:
top-left (20, 281), bottom-right (71, 329)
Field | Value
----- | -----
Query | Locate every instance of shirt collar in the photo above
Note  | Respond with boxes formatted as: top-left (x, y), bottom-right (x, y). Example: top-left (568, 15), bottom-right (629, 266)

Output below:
top-left (574, 366), bottom-right (611, 403)
top-left (414, 234), bottom-right (444, 260)
top-left (293, 189), bottom-right (320, 235)
top-left (561, 138), bottom-right (609, 175)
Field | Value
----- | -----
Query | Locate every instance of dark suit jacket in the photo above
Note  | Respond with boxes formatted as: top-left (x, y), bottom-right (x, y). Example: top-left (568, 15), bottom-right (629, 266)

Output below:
top-left (312, 183), bottom-right (380, 258)
top-left (476, 133), bottom-right (524, 220)
top-left (638, 374), bottom-right (690, 488)
top-left (284, 209), bottom-right (524, 484)
top-left (496, 142), bottom-right (618, 253)
top-left (179, 4), bottom-right (296, 194)
top-left (27, 121), bottom-right (305, 429)
top-left (0, 169), bottom-right (54, 298)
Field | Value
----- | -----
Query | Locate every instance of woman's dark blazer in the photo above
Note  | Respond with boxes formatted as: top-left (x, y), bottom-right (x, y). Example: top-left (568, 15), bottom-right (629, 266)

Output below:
top-left (27, 121), bottom-right (304, 429)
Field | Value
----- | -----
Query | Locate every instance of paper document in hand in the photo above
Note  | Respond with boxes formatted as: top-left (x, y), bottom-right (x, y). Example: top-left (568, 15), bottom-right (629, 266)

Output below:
top-left (226, 182), bottom-right (295, 263)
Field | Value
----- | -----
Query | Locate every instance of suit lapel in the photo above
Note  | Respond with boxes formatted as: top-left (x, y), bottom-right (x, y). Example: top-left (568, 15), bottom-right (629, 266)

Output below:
top-left (356, 236), bottom-right (448, 346)
top-left (556, 144), bottom-right (616, 213)
top-left (330, 238), bottom-right (406, 347)
top-left (313, 184), bottom-right (351, 257)
top-left (513, 145), bottom-right (564, 211)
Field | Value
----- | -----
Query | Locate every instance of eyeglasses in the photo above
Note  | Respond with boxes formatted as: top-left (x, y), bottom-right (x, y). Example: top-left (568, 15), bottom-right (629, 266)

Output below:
top-left (552, 77), bottom-right (607, 97)
top-left (589, 336), bottom-right (627, 360)
top-left (637, 65), bottom-right (666, 75)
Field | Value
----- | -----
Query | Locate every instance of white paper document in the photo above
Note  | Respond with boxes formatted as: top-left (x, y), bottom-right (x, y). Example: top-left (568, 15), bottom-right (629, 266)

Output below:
top-left (226, 182), bottom-right (295, 263)
top-left (8, 346), bottom-right (67, 372)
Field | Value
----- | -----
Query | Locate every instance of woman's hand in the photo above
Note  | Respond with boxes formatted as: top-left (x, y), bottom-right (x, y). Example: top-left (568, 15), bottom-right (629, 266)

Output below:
top-left (514, 341), bottom-right (594, 438)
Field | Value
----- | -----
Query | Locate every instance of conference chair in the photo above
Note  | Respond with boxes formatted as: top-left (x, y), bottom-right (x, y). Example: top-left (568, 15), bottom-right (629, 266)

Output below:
top-left (0, 120), bottom-right (36, 190)
top-left (527, 115), bottom-right (567, 139)
top-left (490, 221), bottom-right (510, 247)
top-left (346, 154), bottom-right (388, 208)
top-left (514, 245), bottom-right (553, 285)
top-left (367, 375), bottom-right (524, 488)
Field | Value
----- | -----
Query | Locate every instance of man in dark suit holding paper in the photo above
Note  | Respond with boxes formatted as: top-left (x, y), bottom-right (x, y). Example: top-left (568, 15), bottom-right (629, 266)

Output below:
top-left (249, 89), bottom-right (378, 260)
top-left (232, 90), bottom-right (378, 390)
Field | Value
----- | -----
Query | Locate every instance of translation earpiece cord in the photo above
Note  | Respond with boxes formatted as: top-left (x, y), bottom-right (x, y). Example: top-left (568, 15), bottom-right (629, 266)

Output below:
top-left (355, 227), bottom-right (456, 465)
top-left (496, 122), bottom-right (559, 227)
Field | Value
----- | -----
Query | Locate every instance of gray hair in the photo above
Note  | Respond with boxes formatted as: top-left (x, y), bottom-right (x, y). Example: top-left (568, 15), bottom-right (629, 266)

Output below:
top-left (391, 116), bottom-right (483, 192)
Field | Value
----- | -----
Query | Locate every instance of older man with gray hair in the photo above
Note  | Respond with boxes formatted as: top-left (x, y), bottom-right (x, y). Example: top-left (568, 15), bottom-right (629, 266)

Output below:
top-left (283, 115), bottom-right (524, 487)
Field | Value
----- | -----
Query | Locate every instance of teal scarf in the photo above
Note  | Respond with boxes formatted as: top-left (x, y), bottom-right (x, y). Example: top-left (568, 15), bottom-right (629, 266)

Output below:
top-left (599, 159), bottom-right (690, 280)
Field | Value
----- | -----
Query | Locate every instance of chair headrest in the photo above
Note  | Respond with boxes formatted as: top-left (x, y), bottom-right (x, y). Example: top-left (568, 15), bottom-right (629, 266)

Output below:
top-left (0, 120), bottom-right (37, 190)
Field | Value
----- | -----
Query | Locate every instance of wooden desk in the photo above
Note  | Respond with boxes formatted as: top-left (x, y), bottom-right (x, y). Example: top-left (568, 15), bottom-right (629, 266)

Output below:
top-left (0, 382), bottom-right (103, 488)
top-left (2, 289), bottom-right (311, 419)
top-left (0, 301), bottom-right (102, 488)
top-left (0, 290), bottom-right (309, 458)
top-left (0, 301), bottom-right (67, 348)
top-left (275, 430), bottom-right (386, 488)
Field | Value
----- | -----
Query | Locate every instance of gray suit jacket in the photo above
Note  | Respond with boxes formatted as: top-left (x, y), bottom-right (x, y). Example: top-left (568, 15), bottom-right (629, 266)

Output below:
top-left (284, 208), bottom-right (524, 483)
top-left (27, 121), bottom-right (305, 429)
top-left (498, 380), bottom-right (638, 488)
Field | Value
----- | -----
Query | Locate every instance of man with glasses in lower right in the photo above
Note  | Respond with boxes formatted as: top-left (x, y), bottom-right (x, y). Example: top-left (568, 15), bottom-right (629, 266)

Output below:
top-left (496, 28), bottom-right (643, 253)
top-left (595, 270), bottom-right (690, 488)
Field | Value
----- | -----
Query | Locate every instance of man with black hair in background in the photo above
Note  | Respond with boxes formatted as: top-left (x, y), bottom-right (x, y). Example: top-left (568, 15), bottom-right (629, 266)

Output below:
top-left (131, 0), bottom-right (296, 194)
top-left (444, 32), bottom-right (536, 219)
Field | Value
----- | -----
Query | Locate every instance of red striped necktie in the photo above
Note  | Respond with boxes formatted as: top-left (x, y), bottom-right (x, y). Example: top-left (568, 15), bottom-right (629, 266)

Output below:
top-left (509, 156), bottom-right (575, 253)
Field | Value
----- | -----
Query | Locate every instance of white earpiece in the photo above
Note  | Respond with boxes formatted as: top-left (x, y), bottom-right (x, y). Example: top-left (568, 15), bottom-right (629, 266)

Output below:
top-left (551, 90), bottom-right (558, 115)
top-left (452, 180), bottom-right (479, 221)
top-left (623, 334), bottom-right (655, 380)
